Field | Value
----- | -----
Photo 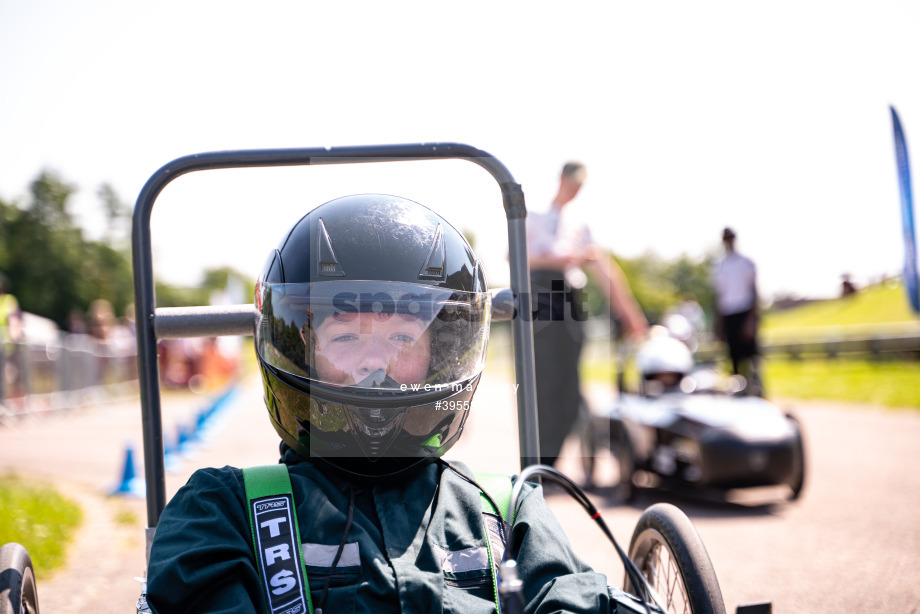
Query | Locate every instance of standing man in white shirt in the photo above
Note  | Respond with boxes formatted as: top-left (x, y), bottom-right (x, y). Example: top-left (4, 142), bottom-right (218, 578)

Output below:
top-left (711, 227), bottom-right (763, 395)
top-left (527, 162), bottom-right (647, 467)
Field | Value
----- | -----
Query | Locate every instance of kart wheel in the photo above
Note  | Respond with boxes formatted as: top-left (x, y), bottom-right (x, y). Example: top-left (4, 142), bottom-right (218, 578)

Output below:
top-left (786, 413), bottom-right (806, 500)
top-left (625, 503), bottom-right (725, 614)
top-left (613, 424), bottom-right (635, 503)
top-left (0, 542), bottom-right (40, 614)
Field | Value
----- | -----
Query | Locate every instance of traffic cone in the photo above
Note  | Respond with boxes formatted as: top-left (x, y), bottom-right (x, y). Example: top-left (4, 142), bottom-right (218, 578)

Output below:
top-left (177, 423), bottom-right (200, 459)
top-left (164, 432), bottom-right (183, 474)
top-left (177, 423), bottom-right (192, 450)
top-left (111, 444), bottom-right (146, 497)
top-left (196, 409), bottom-right (208, 432)
top-left (197, 384), bottom-right (240, 443)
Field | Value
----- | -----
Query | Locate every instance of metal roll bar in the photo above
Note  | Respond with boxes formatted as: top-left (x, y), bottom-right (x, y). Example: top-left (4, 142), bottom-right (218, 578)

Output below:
top-left (132, 143), bottom-right (539, 529)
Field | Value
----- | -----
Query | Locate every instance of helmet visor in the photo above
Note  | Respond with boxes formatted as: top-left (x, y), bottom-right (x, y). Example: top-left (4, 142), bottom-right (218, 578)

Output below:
top-left (256, 281), bottom-right (490, 391)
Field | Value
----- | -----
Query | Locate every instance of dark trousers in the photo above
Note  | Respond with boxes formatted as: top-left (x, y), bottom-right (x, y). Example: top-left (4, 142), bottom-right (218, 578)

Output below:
top-left (723, 308), bottom-right (759, 374)
top-left (530, 271), bottom-right (586, 467)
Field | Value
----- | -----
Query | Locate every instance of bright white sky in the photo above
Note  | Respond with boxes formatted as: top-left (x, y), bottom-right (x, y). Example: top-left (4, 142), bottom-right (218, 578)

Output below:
top-left (2, 1), bottom-right (919, 305)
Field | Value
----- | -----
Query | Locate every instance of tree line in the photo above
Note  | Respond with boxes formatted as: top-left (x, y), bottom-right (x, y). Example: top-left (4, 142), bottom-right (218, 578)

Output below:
top-left (617, 251), bottom-right (716, 327)
top-left (1, 170), bottom-right (715, 332)
top-left (0, 170), bottom-right (250, 329)
top-left (568, 250), bottom-right (717, 333)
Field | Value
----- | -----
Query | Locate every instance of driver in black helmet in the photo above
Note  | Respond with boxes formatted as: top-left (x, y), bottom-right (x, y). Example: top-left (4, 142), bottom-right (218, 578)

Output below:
top-left (146, 195), bottom-right (613, 614)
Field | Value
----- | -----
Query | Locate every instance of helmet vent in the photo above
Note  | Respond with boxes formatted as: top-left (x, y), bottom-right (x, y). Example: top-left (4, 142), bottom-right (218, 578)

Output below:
top-left (316, 218), bottom-right (346, 277)
top-left (418, 224), bottom-right (446, 281)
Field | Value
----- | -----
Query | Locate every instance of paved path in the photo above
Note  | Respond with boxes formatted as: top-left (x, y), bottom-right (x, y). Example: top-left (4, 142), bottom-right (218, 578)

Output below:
top-left (0, 379), bottom-right (282, 613)
top-left (2, 371), bottom-right (919, 612)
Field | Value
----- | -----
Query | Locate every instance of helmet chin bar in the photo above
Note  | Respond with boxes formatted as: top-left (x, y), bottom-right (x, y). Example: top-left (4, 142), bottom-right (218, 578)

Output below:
top-left (343, 405), bottom-right (409, 460)
top-left (342, 370), bottom-right (424, 460)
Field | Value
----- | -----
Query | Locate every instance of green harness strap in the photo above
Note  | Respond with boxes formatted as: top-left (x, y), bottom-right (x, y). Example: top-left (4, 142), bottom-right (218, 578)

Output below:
top-left (475, 471), bottom-right (514, 523)
top-left (243, 464), bottom-right (314, 614)
top-left (243, 465), bottom-right (514, 614)
top-left (474, 471), bottom-right (515, 614)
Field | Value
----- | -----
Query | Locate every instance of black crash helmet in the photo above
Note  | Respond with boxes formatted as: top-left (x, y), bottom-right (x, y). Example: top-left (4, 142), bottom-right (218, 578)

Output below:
top-left (254, 194), bottom-right (491, 480)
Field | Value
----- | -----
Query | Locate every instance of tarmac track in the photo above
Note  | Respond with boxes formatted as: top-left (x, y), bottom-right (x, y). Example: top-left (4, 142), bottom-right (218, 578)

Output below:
top-left (1, 372), bottom-right (919, 613)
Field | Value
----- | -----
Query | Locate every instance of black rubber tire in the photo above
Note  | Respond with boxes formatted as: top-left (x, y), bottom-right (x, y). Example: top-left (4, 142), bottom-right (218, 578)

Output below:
top-left (625, 503), bottom-right (725, 614)
top-left (0, 542), bottom-right (40, 614)
top-left (785, 413), bottom-right (806, 501)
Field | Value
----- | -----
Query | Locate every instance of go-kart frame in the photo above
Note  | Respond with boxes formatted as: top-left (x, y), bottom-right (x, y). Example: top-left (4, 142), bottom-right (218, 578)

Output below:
top-left (1, 143), bottom-right (741, 614)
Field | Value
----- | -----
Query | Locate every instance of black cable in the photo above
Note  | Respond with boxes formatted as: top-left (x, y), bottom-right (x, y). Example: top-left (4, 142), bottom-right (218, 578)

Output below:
top-left (510, 464), bottom-right (660, 614)
top-left (315, 483), bottom-right (356, 614)
top-left (444, 460), bottom-right (661, 614)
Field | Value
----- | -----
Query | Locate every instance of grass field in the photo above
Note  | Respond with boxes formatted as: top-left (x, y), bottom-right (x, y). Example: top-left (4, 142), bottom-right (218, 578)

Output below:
top-left (758, 280), bottom-right (919, 408)
top-left (0, 473), bottom-right (82, 578)
top-left (761, 280), bottom-right (918, 337)
top-left (577, 350), bottom-right (920, 409)
top-left (762, 356), bottom-right (920, 408)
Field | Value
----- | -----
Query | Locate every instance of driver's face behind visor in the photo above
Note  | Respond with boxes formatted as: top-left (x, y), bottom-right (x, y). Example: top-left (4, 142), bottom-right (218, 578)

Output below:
top-left (306, 312), bottom-right (432, 387)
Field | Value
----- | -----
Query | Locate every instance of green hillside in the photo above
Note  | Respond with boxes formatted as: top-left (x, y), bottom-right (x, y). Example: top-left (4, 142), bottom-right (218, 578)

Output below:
top-left (759, 279), bottom-right (920, 409)
top-left (762, 281), bottom-right (918, 340)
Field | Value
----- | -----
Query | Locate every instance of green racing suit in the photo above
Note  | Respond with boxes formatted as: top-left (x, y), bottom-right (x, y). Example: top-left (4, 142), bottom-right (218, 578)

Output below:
top-left (146, 444), bottom-right (612, 614)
